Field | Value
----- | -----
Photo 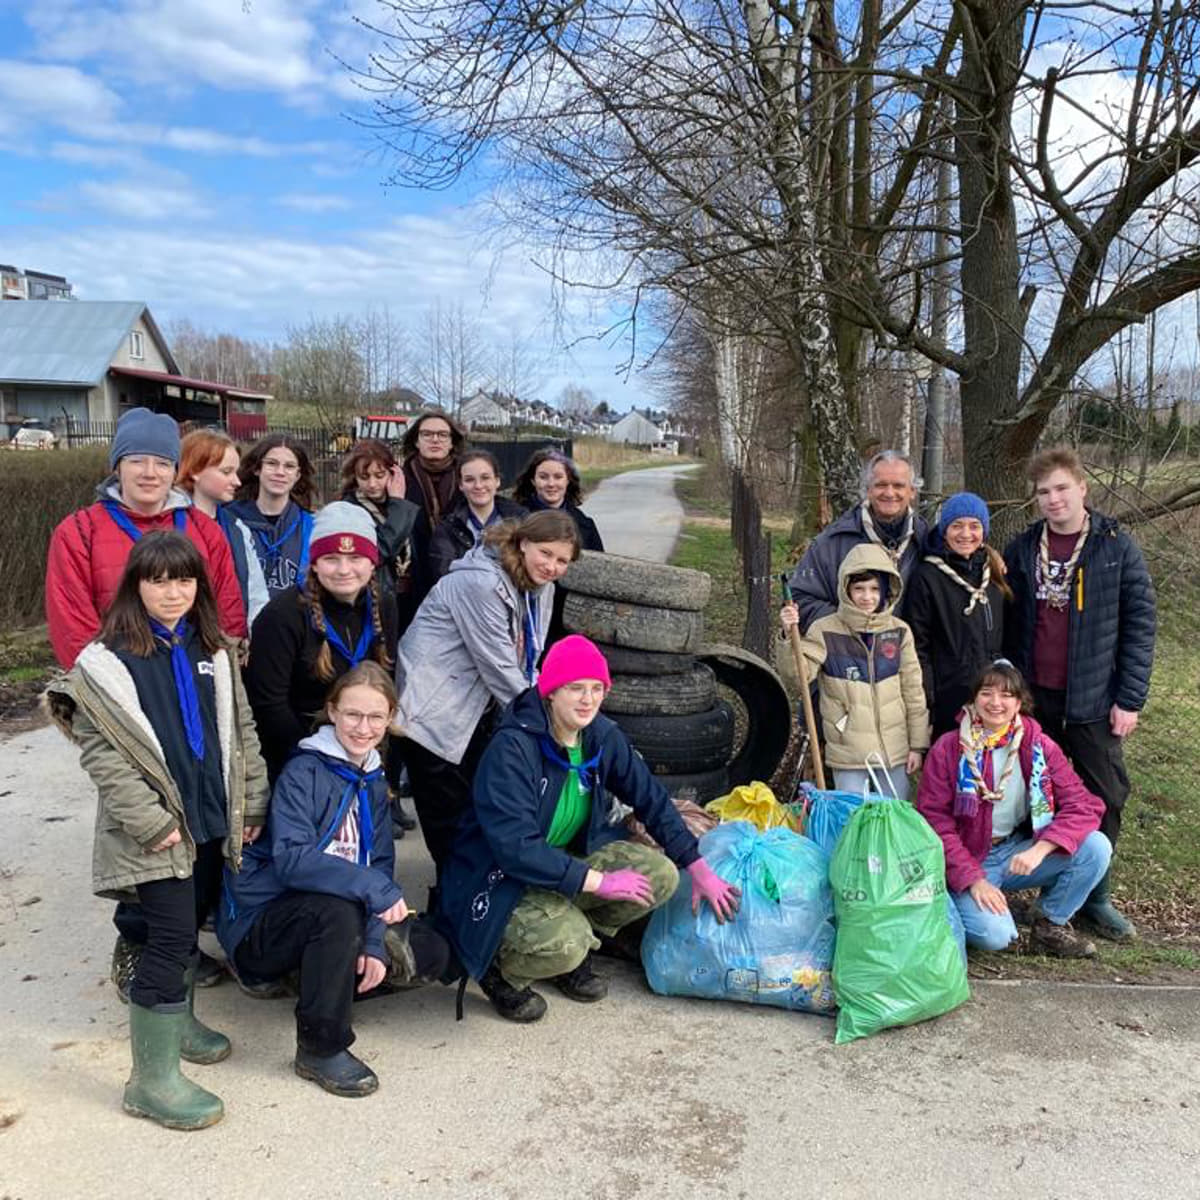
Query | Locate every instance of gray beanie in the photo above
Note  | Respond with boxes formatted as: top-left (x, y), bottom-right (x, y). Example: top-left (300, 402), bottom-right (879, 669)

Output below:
top-left (109, 407), bottom-right (180, 469)
top-left (309, 501), bottom-right (379, 564)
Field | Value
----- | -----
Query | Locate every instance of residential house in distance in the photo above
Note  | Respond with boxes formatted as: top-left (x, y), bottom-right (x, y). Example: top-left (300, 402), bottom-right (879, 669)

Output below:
top-left (1, 265), bottom-right (74, 302)
top-left (608, 408), bottom-right (664, 446)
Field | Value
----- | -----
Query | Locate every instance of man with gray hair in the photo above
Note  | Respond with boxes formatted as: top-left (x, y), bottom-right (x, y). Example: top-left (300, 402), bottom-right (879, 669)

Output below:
top-left (787, 451), bottom-right (927, 629)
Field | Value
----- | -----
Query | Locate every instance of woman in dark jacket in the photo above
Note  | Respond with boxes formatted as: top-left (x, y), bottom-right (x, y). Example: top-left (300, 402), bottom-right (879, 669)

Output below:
top-left (339, 438), bottom-right (421, 630)
top-left (244, 503), bottom-right (397, 783)
top-left (219, 662), bottom-right (448, 1099)
top-left (906, 492), bottom-right (1010, 737)
top-left (400, 409), bottom-right (467, 599)
top-left (427, 450), bottom-right (527, 584)
top-left (512, 448), bottom-right (604, 552)
top-left (439, 636), bottom-right (740, 1023)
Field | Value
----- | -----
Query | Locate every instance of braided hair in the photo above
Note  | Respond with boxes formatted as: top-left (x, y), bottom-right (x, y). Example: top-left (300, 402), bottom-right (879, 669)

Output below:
top-left (301, 572), bottom-right (393, 684)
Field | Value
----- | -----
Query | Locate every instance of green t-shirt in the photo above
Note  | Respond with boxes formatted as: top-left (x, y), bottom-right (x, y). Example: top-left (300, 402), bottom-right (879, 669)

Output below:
top-left (546, 741), bottom-right (592, 848)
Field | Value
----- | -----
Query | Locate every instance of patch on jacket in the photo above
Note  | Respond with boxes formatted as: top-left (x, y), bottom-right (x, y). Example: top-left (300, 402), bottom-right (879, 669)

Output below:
top-left (823, 629), bottom-right (903, 683)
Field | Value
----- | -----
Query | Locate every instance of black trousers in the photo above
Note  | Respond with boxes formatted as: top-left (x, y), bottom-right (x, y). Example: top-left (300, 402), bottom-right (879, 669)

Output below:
top-left (233, 892), bottom-right (450, 1056)
top-left (127, 839), bottom-right (223, 1008)
top-left (402, 716), bottom-right (493, 879)
top-left (1033, 686), bottom-right (1130, 847)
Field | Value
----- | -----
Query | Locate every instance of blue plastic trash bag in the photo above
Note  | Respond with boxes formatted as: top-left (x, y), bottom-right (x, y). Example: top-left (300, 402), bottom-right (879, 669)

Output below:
top-left (641, 820), bottom-right (836, 1013)
top-left (793, 784), bottom-right (866, 859)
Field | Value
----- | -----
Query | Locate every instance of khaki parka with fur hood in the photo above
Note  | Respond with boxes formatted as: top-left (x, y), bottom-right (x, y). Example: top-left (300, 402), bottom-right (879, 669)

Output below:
top-left (44, 640), bottom-right (269, 900)
top-left (793, 543), bottom-right (930, 770)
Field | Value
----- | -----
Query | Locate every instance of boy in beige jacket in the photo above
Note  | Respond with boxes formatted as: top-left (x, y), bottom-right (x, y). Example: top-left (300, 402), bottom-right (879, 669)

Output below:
top-left (781, 542), bottom-right (930, 799)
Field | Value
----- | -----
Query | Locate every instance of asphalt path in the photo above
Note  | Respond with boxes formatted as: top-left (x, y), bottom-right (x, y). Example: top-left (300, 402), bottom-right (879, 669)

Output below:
top-left (2, 724), bottom-right (1199, 1199)
top-left (585, 462), bottom-right (699, 561)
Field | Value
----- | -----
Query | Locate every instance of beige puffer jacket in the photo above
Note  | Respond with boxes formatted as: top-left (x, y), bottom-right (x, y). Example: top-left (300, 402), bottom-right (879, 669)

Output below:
top-left (795, 543), bottom-right (930, 769)
top-left (44, 641), bottom-right (269, 900)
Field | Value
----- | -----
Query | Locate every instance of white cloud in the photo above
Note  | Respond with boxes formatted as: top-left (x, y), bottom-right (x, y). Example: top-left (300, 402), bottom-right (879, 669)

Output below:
top-left (155, 127), bottom-right (336, 158)
top-left (277, 192), bottom-right (353, 213)
top-left (0, 60), bottom-right (122, 137)
top-left (76, 179), bottom-right (213, 222)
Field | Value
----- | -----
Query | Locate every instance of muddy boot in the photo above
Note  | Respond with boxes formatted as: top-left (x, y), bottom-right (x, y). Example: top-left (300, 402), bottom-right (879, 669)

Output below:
top-left (193, 949), bottom-right (225, 988)
top-left (551, 954), bottom-right (608, 1003)
top-left (478, 964), bottom-right (547, 1023)
top-left (111, 935), bottom-right (142, 1005)
top-left (1076, 870), bottom-right (1136, 942)
top-left (123, 1003), bottom-right (224, 1130)
top-left (1029, 917), bottom-right (1096, 959)
top-left (180, 963), bottom-right (231, 1065)
top-left (294, 1047), bottom-right (378, 1098)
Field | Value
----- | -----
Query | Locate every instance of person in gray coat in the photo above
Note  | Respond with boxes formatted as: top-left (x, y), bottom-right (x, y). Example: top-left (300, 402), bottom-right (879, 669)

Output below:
top-left (788, 450), bottom-right (928, 630)
top-left (393, 509), bottom-right (581, 886)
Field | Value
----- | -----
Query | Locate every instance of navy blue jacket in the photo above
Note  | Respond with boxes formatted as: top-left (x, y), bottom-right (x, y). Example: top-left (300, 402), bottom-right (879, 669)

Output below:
top-left (438, 688), bottom-right (701, 979)
top-left (226, 498), bottom-right (314, 597)
top-left (1003, 510), bottom-right (1156, 723)
top-left (217, 730), bottom-right (403, 965)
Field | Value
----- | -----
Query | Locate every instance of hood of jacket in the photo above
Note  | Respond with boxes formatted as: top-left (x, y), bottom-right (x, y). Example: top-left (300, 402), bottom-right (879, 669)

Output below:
top-left (835, 542), bottom-right (904, 632)
top-left (97, 477), bottom-right (191, 513)
top-left (297, 723), bottom-right (382, 774)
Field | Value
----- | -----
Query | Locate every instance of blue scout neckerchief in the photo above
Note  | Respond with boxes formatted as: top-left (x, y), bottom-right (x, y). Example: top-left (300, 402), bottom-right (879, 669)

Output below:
top-left (322, 760), bottom-right (382, 866)
top-left (312, 588), bottom-right (376, 668)
top-left (538, 735), bottom-right (602, 793)
top-left (103, 500), bottom-right (186, 542)
top-left (148, 617), bottom-right (205, 760)
top-left (522, 593), bottom-right (540, 683)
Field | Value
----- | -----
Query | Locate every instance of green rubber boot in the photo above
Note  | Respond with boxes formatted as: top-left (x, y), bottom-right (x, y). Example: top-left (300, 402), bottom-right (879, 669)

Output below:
top-left (180, 964), bottom-right (232, 1065)
top-left (1076, 869), bottom-right (1137, 942)
top-left (123, 1003), bottom-right (224, 1131)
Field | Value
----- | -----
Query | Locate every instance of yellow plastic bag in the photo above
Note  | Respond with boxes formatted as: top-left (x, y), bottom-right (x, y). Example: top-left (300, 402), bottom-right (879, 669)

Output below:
top-left (705, 781), bottom-right (797, 832)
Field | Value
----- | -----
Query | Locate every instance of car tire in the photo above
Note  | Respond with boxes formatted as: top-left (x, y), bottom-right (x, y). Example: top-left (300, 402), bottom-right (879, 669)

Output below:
top-left (561, 550), bottom-right (711, 611)
top-left (592, 643), bottom-right (697, 676)
top-left (652, 767), bottom-right (731, 805)
top-left (610, 700), bottom-right (734, 774)
top-left (698, 643), bottom-right (793, 788)
top-left (603, 664), bottom-right (717, 716)
top-left (562, 592), bottom-right (703, 654)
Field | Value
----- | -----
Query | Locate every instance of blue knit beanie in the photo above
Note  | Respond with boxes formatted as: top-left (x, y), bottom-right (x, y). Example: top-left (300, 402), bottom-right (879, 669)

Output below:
top-left (938, 491), bottom-right (989, 538)
top-left (109, 407), bottom-right (180, 469)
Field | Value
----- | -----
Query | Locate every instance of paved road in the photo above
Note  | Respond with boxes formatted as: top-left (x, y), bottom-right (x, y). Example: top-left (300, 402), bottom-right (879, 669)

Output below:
top-left (586, 463), bottom-right (698, 561)
top-left (2, 724), bottom-right (1199, 1199)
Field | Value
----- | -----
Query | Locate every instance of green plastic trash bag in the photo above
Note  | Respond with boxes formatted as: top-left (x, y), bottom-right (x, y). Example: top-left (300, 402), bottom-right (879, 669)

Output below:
top-left (830, 796), bottom-right (969, 1043)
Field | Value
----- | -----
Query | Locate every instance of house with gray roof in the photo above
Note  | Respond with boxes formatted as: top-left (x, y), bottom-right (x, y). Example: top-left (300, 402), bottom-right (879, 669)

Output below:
top-left (0, 300), bottom-right (177, 428)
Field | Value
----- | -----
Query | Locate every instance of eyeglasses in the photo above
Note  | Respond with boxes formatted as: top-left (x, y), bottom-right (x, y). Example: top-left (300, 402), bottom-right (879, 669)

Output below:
top-left (335, 709), bottom-right (390, 729)
top-left (262, 458), bottom-right (301, 473)
top-left (418, 429), bottom-right (452, 441)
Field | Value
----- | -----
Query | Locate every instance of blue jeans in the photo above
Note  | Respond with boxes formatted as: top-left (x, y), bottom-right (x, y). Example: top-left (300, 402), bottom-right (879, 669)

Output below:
top-left (949, 830), bottom-right (1112, 950)
top-left (833, 765), bottom-right (910, 803)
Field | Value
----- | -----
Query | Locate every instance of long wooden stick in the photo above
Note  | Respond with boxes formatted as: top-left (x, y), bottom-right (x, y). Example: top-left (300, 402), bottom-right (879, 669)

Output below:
top-left (787, 623), bottom-right (827, 790)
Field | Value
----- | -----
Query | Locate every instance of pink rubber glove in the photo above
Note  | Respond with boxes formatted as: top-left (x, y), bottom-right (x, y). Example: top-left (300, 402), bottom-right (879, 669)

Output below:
top-left (594, 868), bottom-right (656, 905)
top-left (688, 858), bottom-right (742, 924)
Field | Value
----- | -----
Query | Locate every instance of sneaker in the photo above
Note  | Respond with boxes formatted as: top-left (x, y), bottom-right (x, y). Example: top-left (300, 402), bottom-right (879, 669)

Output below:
top-left (478, 964), bottom-right (547, 1023)
top-left (1030, 917), bottom-right (1096, 959)
top-left (111, 935), bottom-right (142, 1005)
top-left (551, 954), bottom-right (608, 1003)
top-left (294, 1047), bottom-right (378, 1098)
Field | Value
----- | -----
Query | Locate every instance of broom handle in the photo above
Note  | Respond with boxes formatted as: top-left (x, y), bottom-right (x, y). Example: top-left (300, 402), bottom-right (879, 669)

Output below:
top-left (781, 576), bottom-right (826, 790)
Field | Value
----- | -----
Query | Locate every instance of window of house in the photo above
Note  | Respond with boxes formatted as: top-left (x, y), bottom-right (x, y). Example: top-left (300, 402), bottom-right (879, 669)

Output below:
top-left (129, 330), bottom-right (145, 359)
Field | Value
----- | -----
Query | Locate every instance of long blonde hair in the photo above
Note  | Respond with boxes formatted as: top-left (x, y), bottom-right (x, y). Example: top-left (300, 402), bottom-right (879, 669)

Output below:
top-left (483, 509), bottom-right (580, 591)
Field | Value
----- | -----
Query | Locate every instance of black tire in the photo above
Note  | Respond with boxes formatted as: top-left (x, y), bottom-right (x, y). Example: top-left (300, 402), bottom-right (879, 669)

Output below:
top-left (593, 643), bottom-right (696, 676)
top-left (698, 644), bottom-right (792, 788)
top-left (562, 592), bottom-right (703, 654)
top-left (604, 664), bottom-right (717, 716)
top-left (653, 767), bottom-right (731, 805)
top-left (610, 701), bottom-right (734, 774)
top-left (561, 550), bottom-right (711, 611)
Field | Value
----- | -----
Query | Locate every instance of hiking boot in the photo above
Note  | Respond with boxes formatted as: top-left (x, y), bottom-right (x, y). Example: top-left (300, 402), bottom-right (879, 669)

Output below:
top-left (551, 954), bottom-right (608, 1003)
top-left (1030, 917), bottom-right (1096, 959)
top-left (111, 935), bottom-right (142, 1005)
top-left (294, 1047), bottom-right (378, 1098)
top-left (123, 1003), bottom-right (224, 1131)
top-left (1005, 892), bottom-right (1039, 927)
top-left (193, 949), bottom-right (225, 988)
top-left (478, 964), bottom-right (547, 1023)
top-left (179, 963), bottom-right (231, 1066)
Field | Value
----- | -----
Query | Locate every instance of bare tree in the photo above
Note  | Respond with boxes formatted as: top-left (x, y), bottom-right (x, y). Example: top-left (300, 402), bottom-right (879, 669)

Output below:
top-left (412, 299), bottom-right (488, 414)
top-left (165, 318), bottom-right (274, 389)
top-left (558, 383), bottom-right (597, 418)
top-left (358, 306), bottom-right (408, 399)
top-left (275, 315), bottom-right (367, 432)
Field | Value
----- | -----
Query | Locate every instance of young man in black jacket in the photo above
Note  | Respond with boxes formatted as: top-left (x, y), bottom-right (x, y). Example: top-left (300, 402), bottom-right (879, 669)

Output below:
top-left (1004, 447), bottom-right (1156, 940)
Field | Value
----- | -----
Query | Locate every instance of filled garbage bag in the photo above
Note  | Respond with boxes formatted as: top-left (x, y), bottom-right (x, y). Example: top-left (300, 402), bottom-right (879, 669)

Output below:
top-left (791, 784), bottom-right (865, 859)
top-left (642, 821), bottom-right (835, 1013)
top-left (705, 781), bottom-right (795, 832)
top-left (830, 796), bottom-right (969, 1043)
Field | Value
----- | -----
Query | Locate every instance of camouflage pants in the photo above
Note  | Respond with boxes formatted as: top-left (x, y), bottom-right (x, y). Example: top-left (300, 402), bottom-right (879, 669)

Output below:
top-left (496, 841), bottom-right (679, 989)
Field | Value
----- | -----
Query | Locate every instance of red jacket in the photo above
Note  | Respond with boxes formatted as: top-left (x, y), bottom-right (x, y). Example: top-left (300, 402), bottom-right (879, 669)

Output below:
top-left (45, 492), bottom-right (248, 668)
top-left (915, 715), bottom-right (1104, 892)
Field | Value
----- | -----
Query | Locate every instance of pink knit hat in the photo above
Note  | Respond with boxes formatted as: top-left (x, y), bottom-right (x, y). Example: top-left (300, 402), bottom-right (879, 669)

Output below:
top-left (537, 635), bottom-right (612, 697)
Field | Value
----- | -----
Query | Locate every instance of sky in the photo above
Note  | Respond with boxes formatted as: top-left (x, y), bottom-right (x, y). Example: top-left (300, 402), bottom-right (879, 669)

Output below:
top-left (0, 0), bottom-right (649, 409)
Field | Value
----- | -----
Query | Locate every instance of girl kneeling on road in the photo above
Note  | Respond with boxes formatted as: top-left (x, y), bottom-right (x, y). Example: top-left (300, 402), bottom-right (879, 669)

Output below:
top-left (439, 636), bottom-right (741, 1022)
top-left (45, 531), bottom-right (270, 1131)
top-left (218, 662), bottom-right (450, 1098)
top-left (915, 660), bottom-right (1111, 959)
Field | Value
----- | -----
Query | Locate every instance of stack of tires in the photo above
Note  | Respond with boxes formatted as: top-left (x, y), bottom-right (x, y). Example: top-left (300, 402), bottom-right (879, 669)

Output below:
top-left (558, 551), bottom-right (792, 802)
